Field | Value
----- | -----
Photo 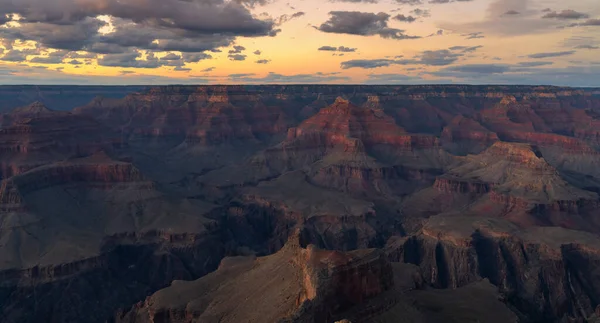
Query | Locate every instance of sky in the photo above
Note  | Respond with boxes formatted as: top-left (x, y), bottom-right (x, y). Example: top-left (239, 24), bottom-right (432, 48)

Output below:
top-left (0, 0), bottom-right (599, 86)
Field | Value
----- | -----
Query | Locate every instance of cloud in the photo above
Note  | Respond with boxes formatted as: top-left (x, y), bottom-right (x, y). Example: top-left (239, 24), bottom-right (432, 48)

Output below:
top-left (201, 67), bottom-right (216, 72)
top-left (575, 45), bottom-right (599, 50)
top-left (256, 59), bottom-right (271, 64)
top-left (229, 46), bottom-right (246, 54)
top-left (340, 45), bottom-right (482, 69)
top-left (318, 46), bottom-right (357, 52)
top-left (0, 48), bottom-right (40, 62)
top-left (331, 0), bottom-right (378, 3)
top-left (411, 9), bottom-right (430, 17)
top-left (462, 32), bottom-right (485, 39)
top-left (182, 53), bottom-right (213, 63)
top-left (503, 10), bottom-right (520, 16)
top-left (527, 51), bottom-right (576, 59)
top-left (440, 0), bottom-right (569, 36)
top-left (427, 29), bottom-right (445, 37)
top-left (542, 10), bottom-right (589, 20)
top-left (0, 0), bottom-right (278, 64)
top-left (363, 73), bottom-right (443, 84)
top-left (432, 64), bottom-right (511, 77)
top-left (98, 50), bottom-right (164, 68)
top-left (275, 11), bottom-right (305, 25)
top-left (429, 64), bottom-right (600, 87)
top-left (228, 71), bottom-right (352, 83)
top-left (517, 61), bottom-right (553, 67)
top-left (0, 64), bottom-right (215, 85)
top-left (566, 19), bottom-right (600, 27)
top-left (418, 49), bottom-right (463, 65)
top-left (428, 0), bottom-right (474, 3)
top-left (232, 0), bottom-right (271, 8)
top-left (394, 0), bottom-right (422, 4)
top-left (394, 15), bottom-right (417, 23)
top-left (161, 53), bottom-right (181, 61)
top-left (0, 14), bottom-right (11, 25)
top-left (227, 46), bottom-right (247, 61)
top-left (393, 0), bottom-right (472, 4)
top-left (448, 45), bottom-right (483, 53)
top-left (228, 54), bottom-right (247, 61)
top-left (67, 52), bottom-right (97, 59)
top-left (29, 56), bottom-right (65, 64)
top-left (316, 11), bottom-right (420, 40)
top-left (254, 50), bottom-right (262, 55)
top-left (341, 59), bottom-right (400, 69)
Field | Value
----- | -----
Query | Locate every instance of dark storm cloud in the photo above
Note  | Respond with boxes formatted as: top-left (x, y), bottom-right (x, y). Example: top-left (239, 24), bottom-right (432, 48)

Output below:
top-left (542, 10), bottom-right (589, 20)
top-left (317, 11), bottom-right (420, 40)
top-left (527, 51), bottom-right (576, 59)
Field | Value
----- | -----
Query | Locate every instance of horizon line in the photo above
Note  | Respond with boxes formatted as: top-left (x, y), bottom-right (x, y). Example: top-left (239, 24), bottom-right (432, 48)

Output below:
top-left (0, 83), bottom-right (599, 88)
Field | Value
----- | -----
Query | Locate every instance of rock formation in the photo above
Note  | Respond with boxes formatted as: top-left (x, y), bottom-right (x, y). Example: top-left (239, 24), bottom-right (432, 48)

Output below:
top-left (113, 235), bottom-right (394, 323)
top-left (386, 215), bottom-right (600, 322)
top-left (0, 85), bottom-right (600, 323)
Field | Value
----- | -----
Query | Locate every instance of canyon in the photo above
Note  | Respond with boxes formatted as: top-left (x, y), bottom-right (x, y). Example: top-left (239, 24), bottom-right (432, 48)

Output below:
top-left (1, 85), bottom-right (600, 322)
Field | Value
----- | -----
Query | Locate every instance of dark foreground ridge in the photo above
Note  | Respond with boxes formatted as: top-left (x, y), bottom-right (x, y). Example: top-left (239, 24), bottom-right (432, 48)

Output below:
top-left (1, 85), bottom-right (600, 323)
